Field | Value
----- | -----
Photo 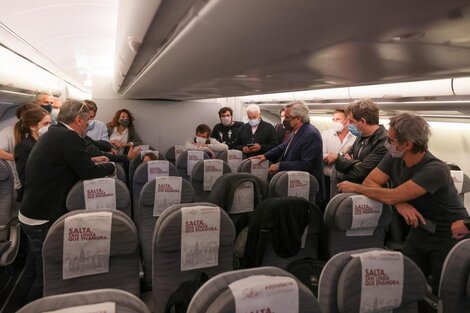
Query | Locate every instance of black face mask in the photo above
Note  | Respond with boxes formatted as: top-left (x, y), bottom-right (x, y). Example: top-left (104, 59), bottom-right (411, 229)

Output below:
top-left (42, 104), bottom-right (52, 113)
top-left (283, 119), bottom-right (293, 130)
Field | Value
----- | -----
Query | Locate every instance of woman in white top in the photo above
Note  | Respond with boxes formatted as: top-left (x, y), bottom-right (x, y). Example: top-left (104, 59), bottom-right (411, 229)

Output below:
top-left (185, 124), bottom-right (228, 158)
top-left (107, 109), bottom-right (142, 154)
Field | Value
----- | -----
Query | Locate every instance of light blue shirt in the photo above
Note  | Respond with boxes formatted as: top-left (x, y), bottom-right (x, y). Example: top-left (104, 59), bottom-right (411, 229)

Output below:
top-left (86, 119), bottom-right (109, 141)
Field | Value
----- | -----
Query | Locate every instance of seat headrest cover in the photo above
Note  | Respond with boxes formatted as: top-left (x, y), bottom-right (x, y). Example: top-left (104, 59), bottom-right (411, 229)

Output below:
top-left (228, 275), bottom-right (299, 313)
top-left (180, 206), bottom-right (221, 271)
top-left (83, 178), bottom-right (116, 210)
top-left (62, 211), bottom-right (113, 279)
top-left (333, 195), bottom-right (388, 232)
top-left (153, 176), bottom-right (183, 217)
top-left (337, 250), bottom-right (426, 313)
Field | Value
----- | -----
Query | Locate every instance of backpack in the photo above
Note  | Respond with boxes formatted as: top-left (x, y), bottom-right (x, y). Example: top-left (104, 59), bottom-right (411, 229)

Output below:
top-left (164, 272), bottom-right (209, 313)
top-left (286, 257), bottom-right (325, 297)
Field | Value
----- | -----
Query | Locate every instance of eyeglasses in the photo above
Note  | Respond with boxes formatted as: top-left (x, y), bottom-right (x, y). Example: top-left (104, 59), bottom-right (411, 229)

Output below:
top-left (386, 137), bottom-right (399, 144)
top-left (76, 103), bottom-right (90, 125)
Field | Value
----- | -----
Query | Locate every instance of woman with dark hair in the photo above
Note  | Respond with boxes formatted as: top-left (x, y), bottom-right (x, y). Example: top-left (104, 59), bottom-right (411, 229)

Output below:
top-left (107, 109), bottom-right (142, 154)
top-left (14, 108), bottom-right (51, 202)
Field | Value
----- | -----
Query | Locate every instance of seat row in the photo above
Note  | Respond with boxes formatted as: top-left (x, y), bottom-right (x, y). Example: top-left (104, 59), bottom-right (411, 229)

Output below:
top-left (18, 238), bottom-right (470, 313)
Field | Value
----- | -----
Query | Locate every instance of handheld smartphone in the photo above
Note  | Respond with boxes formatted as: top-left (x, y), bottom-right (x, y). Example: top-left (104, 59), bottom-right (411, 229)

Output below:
top-left (247, 143), bottom-right (255, 147)
top-left (418, 218), bottom-right (436, 234)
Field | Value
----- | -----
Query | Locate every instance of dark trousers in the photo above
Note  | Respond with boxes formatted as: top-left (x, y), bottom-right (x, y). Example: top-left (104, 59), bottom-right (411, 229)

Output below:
top-left (403, 227), bottom-right (457, 294)
top-left (20, 222), bottom-right (51, 303)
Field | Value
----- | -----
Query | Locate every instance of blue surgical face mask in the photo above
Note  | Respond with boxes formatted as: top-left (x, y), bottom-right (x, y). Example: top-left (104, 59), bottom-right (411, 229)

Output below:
top-left (87, 119), bottom-right (96, 131)
top-left (348, 124), bottom-right (361, 137)
top-left (248, 119), bottom-right (260, 127)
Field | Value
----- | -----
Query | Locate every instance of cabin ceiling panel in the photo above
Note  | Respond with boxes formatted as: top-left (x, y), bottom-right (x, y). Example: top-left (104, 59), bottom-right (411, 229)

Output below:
top-left (123, 0), bottom-right (470, 100)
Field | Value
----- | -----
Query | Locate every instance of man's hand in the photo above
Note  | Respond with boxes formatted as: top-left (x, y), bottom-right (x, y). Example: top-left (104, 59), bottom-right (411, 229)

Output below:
top-left (395, 202), bottom-right (426, 228)
top-left (250, 143), bottom-right (261, 152)
top-left (110, 140), bottom-right (123, 148)
top-left (91, 156), bottom-right (109, 163)
top-left (127, 145), bottom-right (142, 160)
top-left (324, 153), bottom-right (337, 165)
top-left (268, 163), bottom-right (280, 175)
top-left (249, 154), bottom-right (266, 163)
top-left (451, 220), bottom-right (470, 239)
top-left (337, 181), bottom-right (361, 193)
top-left (342, 152), bottom-right (352, 160)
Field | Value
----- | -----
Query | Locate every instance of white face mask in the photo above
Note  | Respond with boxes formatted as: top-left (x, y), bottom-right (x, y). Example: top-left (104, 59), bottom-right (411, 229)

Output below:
top-left (384, 140), bottom-right (404, 158)
top-left (221, 116), bottom-right (232, 126)
top-left (248, 119), bottom-right (260, 127)
top-left (331, 121), bottom-right (344, 133)
top-left (38, 125), bottom-right (49, 137)
top-left (195, 136), bottom-right (207, 144)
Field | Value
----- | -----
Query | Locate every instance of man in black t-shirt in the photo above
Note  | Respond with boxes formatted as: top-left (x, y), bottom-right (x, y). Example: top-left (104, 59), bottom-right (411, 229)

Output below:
top-left (211, 107), bottom-right (244, 149)
top-left (337, 113), bottom-right (468, 294)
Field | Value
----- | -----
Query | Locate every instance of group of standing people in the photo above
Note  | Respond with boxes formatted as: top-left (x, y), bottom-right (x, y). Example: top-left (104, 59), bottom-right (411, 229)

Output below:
top-left (1, 94), bottom-right (469, 305)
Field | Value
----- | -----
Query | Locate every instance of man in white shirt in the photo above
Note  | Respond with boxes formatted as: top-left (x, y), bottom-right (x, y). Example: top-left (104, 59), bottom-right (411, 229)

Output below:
top-left (321, 109), bottom-right (356, 202)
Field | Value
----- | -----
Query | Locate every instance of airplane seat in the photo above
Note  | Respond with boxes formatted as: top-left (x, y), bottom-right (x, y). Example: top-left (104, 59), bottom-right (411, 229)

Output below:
top-left (446, 162), bottom-right (470, 204)
top-left (318, 248), bottom-right (427, 313)
top-left (152, 203), bottom-right (235, 313)
top-left (176, 150), bottom-right (211, 180)
top-left (137, 177), bottom-right (195, 289)
top-left (207, 172), bottom-right (268, 236)
top-left (324, 193), bottom-right (392, 259)
top-left (238, 197), bottom-right (323, 269)
top-left (268, 170), bottom-right (319, 205)
top-left (237, 159), bottom-right (270, 182)
top-left (42, 209), bottom-right (140, 297)
top-left (129, 147), bottom-right (160, 193)
top-left (190, 159), bottom-right (232, 202)
top-left (165, 145), bottom-right (186, 166)
top-left (132, 160), bottom-right (179, 221)
top-left (188, 266), bottom-right (321, 313)
top-left (17, 288), bottom-right (150, 313)
top-left (215, 149), bottom-right (245, 172)
top-left (0, 159), bottom-right (20, 266)
top-left (114, 162), bottom-right (127, 185)
top-left (438, 238), bottom-right (470, 312)
top-left (66, 178), bottom-right (132, 218)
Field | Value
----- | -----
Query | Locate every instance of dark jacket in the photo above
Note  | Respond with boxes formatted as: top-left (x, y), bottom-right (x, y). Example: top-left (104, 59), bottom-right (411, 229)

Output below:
top-left (335, 124), bottom-right (387, 183)
top-left (14, 135), bottom-right (36, 202)
top-left (211, 121), bottom-right (244, 149)
top-left (21, 124), bottom-right (115, 221)
top-left (241, 197), bottom-right (323, 268)
top-left (274, 123), bottom-right (292, 144)
top-left (234, 119), bottom-right (276, 157)
top-left (264, 122), bottom-right (325, 204)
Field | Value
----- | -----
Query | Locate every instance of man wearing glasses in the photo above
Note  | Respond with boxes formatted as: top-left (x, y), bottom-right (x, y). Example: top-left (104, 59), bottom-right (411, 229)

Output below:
top-left (19, 100), bottom-right (115, 303)
top-left (338, 113), bottom-right (469, 294)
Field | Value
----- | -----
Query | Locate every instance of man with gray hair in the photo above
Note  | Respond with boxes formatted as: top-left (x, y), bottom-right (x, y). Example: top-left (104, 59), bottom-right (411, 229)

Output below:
top-left (234, 103), bottom-right (276, 157)
top-left (19, 99), bottom-right (115, 302)
top-left (338, 113), bottom-right (468, 294)
top-left (251, 100), bottom-right (325, 205)
top-left (36, 91), bottom-right (54, 113)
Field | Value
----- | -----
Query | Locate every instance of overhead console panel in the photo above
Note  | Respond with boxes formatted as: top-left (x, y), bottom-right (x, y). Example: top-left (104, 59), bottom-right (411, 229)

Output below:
top-left (115, 0), bottom-right (470, 101)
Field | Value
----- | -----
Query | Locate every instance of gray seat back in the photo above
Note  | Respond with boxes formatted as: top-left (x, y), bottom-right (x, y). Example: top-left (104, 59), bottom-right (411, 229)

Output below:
top-left (268, 170), bottom-right (320, 204)
top-left (17, 288), bottom-right (150, 313)
top-left (129, 148), bottom-right (160, 194)
top-left (237, 159), bottom-right (270, 182)
top-left (318, 248), bottom-right (427, 313)
top-left (190, 159), bottom-right (232, 202)
top-left (188, 266), bottom-right (321, 313)
top-left (0, 159), bottom-right (19, 266)
top-left (439, 238), bottom-right (470, 312)
top-left (216, 150), bottom-right (245, 172)
top-left (66, 179), bottom-right (132, 218)
top-left (152, 202), bottom-right (235, 313)
top-left (176, 150), bottom-right (211, 180)
top-left (132, 160), bottom-right (179, 220)
top-left (165, 145), bottom-right (186, 166)
top-left (115, 162), bottom-right (127, 185)
top-left (42, 209), bottom-right (140, 297)
top-left (324, 192), bottom-right (392, 258)
top-left (138, 177), bottom-right (195, 287)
